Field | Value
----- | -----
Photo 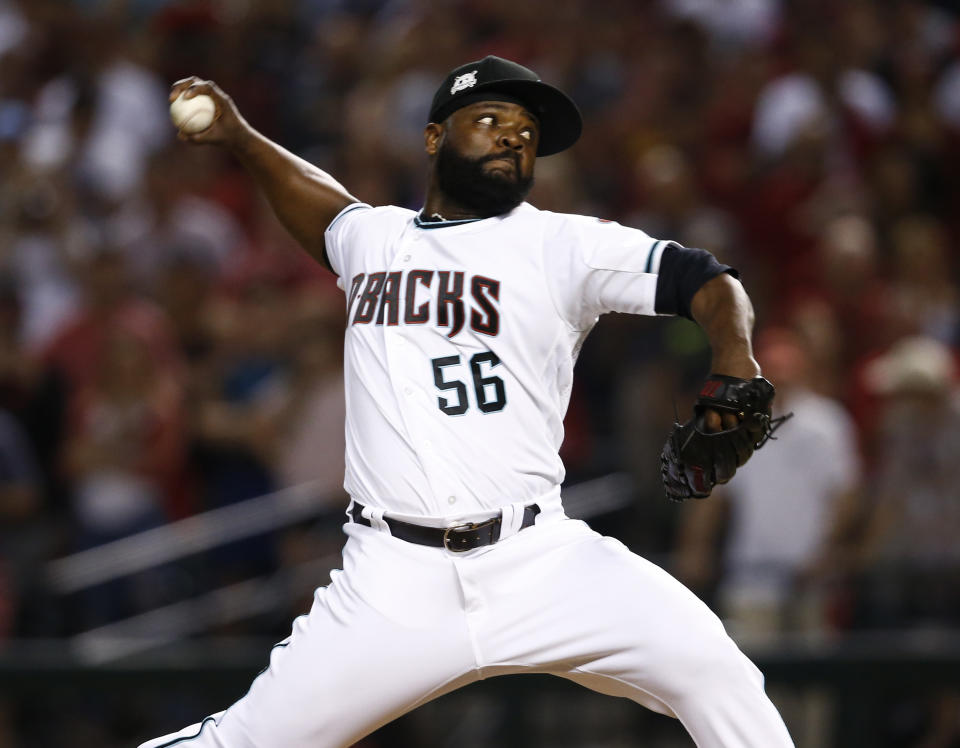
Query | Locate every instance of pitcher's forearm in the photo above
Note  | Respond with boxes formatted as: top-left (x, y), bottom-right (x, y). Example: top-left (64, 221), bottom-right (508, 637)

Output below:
top-left (690, 273), bottom-right (760, 379)
top-left (231, 128), bottom-right (357, 262)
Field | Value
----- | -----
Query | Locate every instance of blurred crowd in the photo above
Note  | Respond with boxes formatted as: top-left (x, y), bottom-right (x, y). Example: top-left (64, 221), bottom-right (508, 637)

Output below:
top-left (0, 0), bottom-right (959, 743)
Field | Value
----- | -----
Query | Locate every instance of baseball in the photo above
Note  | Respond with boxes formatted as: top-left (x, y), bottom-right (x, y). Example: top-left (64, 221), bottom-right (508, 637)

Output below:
top-left (169, 92), bottom-right (216, 134)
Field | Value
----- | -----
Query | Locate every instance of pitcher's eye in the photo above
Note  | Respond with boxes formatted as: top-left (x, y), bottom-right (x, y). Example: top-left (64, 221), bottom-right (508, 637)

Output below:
top-left (477, 116), bottom-right (495, 125)
top-left (520, 129), bottom-right (533, 140)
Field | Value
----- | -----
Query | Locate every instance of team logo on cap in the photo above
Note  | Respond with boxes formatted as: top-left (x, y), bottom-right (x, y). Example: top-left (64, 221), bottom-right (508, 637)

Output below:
top-left (450, 70), bottom-right (478, 95)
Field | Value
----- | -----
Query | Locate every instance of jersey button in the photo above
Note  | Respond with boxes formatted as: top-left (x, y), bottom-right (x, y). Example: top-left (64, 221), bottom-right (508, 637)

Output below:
top-left (402, 254), bottom-right (411, 261)
top-left (447, 496), bottom-right (457, 505)
top-left (404, 386), bottom-right (413, 395)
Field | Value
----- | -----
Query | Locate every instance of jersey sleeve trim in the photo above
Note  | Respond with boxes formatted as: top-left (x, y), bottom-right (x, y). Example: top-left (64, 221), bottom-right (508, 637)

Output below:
top-left (327, 201), bottom-right (372, 232)
top-left (324, 202), bottom-right (372, 278)
top-left (645, 240), bottom-right (672, 274)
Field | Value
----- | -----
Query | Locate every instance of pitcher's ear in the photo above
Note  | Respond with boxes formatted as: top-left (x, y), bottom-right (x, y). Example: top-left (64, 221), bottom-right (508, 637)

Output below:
top-left (425, 123), bottom-right (444, 156)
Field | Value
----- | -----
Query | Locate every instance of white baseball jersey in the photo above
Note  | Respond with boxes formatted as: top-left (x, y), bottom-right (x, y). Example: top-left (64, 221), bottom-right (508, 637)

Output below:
top-left (141, 200), bottom-right (797, 748)
top-left (324, 201), bottom-right (673, 520)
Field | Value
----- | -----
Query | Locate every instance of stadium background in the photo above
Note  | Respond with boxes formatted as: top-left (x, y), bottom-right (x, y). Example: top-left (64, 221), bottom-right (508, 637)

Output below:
top-left (1, 0), bottom-right (959, 745)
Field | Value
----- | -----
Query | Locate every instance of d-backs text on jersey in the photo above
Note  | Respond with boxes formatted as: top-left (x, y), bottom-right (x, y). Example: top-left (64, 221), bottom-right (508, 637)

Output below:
top-left (347, 270), bottom-right (500, 338)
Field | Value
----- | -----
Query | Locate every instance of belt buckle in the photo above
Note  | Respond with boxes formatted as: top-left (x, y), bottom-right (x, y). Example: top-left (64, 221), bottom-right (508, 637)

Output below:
top-left (442, 518), bottom-right (498, 552)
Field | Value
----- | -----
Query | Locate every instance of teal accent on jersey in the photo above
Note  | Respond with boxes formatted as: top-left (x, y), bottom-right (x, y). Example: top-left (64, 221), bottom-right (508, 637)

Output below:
top-left (329, 202), bottom-right (372, 232)
top-left (645, 240), bottom-right (662, 273)
top-left (152, 716), bottom-right (216, 747)
top-left (414, 212), bottom-right (483, 229)
top-left (255, 640), bottom-right (290, 678)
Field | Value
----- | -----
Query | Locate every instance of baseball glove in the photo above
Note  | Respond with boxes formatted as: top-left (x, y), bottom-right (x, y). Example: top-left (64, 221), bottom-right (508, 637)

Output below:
top-left (660, 374), bottom-right (791, 502)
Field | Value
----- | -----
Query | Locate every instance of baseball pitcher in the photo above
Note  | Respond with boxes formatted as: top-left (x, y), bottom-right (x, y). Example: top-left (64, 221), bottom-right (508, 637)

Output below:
top-left (140, 56), bottom-right (794, 747)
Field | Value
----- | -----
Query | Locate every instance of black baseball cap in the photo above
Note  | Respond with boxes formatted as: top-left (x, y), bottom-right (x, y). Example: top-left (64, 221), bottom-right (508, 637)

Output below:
top-left (429, 55), bottom-right (582, 157)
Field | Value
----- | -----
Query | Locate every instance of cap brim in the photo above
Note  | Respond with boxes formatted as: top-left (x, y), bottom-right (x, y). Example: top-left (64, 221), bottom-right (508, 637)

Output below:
top-left (434, 79), bottom-right (582, 157)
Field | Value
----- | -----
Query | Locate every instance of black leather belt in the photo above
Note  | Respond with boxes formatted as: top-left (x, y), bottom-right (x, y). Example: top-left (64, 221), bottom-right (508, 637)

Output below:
top-left (349, 502), bottom-right (541, 552)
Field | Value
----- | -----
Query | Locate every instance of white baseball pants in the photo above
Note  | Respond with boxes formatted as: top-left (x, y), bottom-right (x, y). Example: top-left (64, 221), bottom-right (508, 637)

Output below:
top-left (139, 508), bottom-right (794, 747)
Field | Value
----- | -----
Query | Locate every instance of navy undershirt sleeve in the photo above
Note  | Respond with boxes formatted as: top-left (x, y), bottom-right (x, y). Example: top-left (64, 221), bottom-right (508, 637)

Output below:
top-left (654, 245), bottom-right (738, 320)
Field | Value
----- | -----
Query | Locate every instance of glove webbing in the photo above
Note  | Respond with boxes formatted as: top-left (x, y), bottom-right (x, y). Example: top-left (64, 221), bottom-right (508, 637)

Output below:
top-left (754, 411), bottom-right (793, 448)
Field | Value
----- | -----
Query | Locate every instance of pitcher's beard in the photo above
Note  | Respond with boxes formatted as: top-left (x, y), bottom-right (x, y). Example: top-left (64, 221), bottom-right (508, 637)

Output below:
top-left (435, 143), bottom-right (534, 218)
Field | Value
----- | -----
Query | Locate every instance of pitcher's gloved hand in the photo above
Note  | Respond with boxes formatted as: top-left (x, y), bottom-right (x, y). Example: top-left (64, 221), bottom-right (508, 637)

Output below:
top-left (660, 375), bottom-right (791, 502)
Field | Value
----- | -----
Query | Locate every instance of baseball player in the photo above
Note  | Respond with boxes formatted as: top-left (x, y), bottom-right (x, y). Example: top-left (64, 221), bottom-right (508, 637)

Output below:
top-left (141, 56), bottom-right (794, 747)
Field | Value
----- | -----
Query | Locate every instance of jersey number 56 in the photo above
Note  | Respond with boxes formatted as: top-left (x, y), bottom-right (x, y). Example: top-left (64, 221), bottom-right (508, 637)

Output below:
top-left (431, 352), bottom-right (506, 415)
